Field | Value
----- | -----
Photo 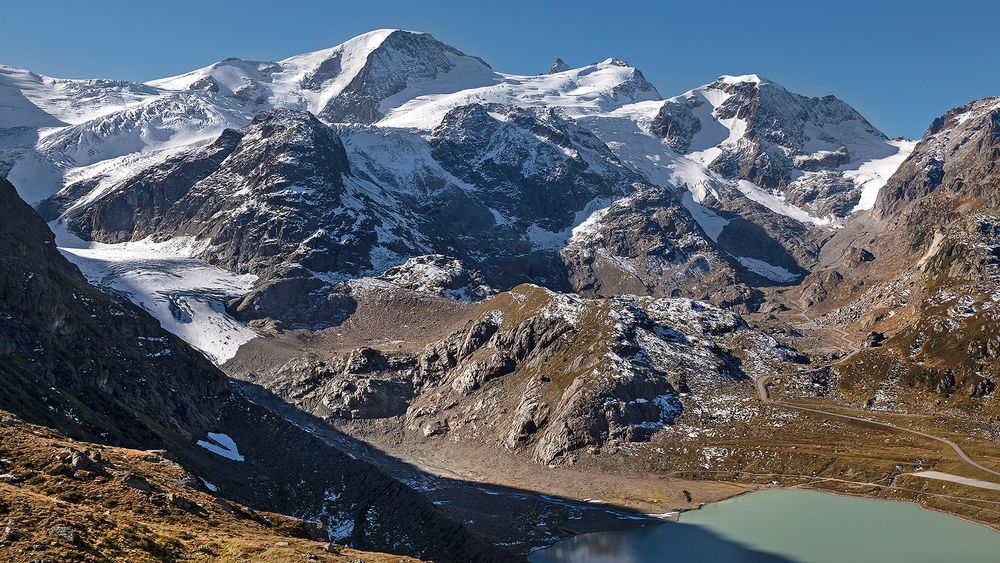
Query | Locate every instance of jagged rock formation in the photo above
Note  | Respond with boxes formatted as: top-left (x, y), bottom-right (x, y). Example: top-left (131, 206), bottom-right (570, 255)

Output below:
top-left (233, 285), bottom-right (804, 465)
top-left (560, 185), bottom-right (756, 307)
top-left (375, 254), bottom-right (494, 300)
top-left (654, 74), bottom-right (906, 221)
top-left (549, 58), bottom-right (571, 74)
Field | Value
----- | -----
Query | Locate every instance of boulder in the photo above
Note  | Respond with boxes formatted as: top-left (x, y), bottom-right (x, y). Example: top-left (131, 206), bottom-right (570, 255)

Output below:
top-left (865, 331), bottom-right (886, 347)
top-left (48, 526), bottom-right (78, 545)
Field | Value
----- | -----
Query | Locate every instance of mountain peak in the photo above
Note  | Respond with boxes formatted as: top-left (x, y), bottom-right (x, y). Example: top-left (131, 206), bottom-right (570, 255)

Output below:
top-left (146, 28), bottom-right (495, 124)
top-left (598, 57), bottom-right (632, 68)
top-left (716, 73), bottom-right (768, 85)
top-left (549, 58), bottom-right (571, 74)
top-left (279, 28), bottom-right (413, 65)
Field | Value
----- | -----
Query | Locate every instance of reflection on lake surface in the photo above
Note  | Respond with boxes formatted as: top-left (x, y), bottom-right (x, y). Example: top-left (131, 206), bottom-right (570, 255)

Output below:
top-left (529, 489), bottom-right (1000, 563)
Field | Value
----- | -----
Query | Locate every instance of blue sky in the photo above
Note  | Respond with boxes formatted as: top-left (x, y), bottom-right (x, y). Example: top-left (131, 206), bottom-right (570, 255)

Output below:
top-left (3, 0), bottom-right (994, 138)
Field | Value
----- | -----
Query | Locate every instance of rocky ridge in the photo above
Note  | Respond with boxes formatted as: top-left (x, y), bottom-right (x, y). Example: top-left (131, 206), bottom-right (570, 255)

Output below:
top-left (799, 97), bottom-right (1000, 414)
top-left (231, 284), bottom-right (805, 465)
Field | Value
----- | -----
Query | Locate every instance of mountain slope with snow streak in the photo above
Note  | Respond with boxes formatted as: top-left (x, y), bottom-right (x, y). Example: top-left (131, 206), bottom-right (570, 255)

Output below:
top-left (378, 57), bottom-right (659, 129)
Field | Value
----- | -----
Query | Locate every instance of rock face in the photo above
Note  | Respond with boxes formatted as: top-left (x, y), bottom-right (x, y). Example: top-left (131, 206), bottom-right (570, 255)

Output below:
top-left (376, 254), bottom-right (493, 300)
top-left (0, 179), bottom-right (512, 562)
top-left (0, 178), bottom-right (227, 444)
top-left (873, 97), bottom-right (1000, 220)
top-left (236, 285), bottom-right (804, 465)
top-left (69, 110), bottom-right (356, 274)
top-left (59, 109), bottom-right (380, 328)
top-left (560, 185), bottom-right (756, 307)
top-left (802, 97), bottom-right (1000, 411)
top-left (549, 58), bottom-right (571, 74)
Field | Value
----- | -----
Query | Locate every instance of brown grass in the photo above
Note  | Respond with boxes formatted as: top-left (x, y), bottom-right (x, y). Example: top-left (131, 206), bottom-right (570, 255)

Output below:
top-left (0, 411), bottom-right (420, 562)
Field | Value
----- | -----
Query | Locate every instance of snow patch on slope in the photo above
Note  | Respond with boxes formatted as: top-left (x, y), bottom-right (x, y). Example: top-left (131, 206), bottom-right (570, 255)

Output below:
top-left (575, 102), bottom-right (732, 240)
top-left (735, 180), bottom-right (837, 227)
top-left (379, 58), bottom-right (658, 129)
top-left (0, 65), bottom-right (158, 127)
top-left (529, 196), bottom-right (622, 251)
top-left (196, 432), bottom-right (245, 462)
top-left (149, 29), bottom-right (499, 121)
top-left (849, 139), bottom-right (917, 212)
top-left (735, 256), bottom-right (800, 283)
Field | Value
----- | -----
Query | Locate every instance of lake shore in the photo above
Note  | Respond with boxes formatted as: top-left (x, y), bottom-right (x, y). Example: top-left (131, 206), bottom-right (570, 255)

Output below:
top-left (530, 487), bottom-right (1000, 562)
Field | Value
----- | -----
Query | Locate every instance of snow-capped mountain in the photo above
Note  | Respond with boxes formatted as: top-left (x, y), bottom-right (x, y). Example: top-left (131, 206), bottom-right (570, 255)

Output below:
top-left (51, 102), bottom-right (743, 330)
top-left (653, 74), bottom-right (914, 221)
top-left (1, 29), bottom-right (917, 353)
top-left (149, 29), bottom-right (500, 123)
top-left (7, 25), bottom-right (1000, 559)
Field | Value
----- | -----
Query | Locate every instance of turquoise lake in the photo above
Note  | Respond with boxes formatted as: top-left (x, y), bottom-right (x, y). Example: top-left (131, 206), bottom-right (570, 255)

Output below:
top-left (529, 488), bottom-right (1000, 562)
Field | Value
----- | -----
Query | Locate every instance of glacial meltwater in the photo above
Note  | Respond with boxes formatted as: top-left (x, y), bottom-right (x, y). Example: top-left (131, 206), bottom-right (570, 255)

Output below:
top-left (529, 489), bottom-right (1000, 562)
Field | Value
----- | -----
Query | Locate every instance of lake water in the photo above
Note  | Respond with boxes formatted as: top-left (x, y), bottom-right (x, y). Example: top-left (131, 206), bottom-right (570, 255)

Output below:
top-left (529, 489), bottom-right (1000, 562)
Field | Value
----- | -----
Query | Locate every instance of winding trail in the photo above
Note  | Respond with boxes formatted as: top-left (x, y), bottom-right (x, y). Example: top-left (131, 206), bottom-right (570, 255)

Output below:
top-left (775, 395), bottom-right (1000, 481)
top-left (757, 371), bottom-right (1000, 482)
top-left (757, 305), bottom-right (1000, 487)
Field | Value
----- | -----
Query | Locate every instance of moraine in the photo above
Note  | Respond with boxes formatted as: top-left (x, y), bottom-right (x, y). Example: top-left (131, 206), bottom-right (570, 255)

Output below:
top-left (529, 489), bottom-right (1000, 562)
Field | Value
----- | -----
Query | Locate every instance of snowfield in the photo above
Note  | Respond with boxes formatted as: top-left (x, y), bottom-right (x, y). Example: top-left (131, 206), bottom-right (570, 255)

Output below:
top-left (52, 222), bottom-right (257, 364)
top-left (735, 256), bottom-right (800, 283)
top-left (849, 139), bottom-right (917, 212)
